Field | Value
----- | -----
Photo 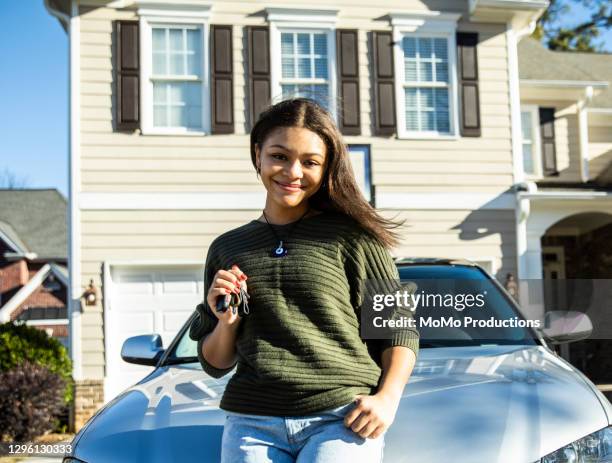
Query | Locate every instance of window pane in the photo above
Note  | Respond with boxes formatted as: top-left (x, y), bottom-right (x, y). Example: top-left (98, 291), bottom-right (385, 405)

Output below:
top-left (436, 61), bottom-right (448, 83)
top-left (419, 88), bottom-right (434, 110)
top-left (403, 37), bottom-right (417, 58)
top-left (153, 52), bottom-right (166, 75)
top-left (170, 29), bottom-right (183, 51)
top-left (154, 105), bottom-right (166, 126)
top-left (313, 34), bottom-right (327, 55)
top-left (282, 57), bottom-right (294, 78)
top-left (314, 57), bottom-right (327, 78)
top-left (418, 38), bottom-right (433, 58)
top-left (170, 52), bottom-right (184, 75)
top-left (186, 29), bottom-right (201, 75)
top-left (153, 28), bottom-right (166, 53)
top-left (297, 33), bottom-right (310, 54)
top-left (436, 109), bottom-right (450, 133)
top-left (418, 61), bottom-right (433, 82)
top-left (434, 38), bottom-right (447, 60)
top-left (523, 143), bottom-right (534, 174)
top-left (406, 88), bottom-right (417, 108)
top-left (521, 111), bottom-right (532, 140)
top-left (405, 60), bottom-right (417, 81)
top-left (153, 83), bottom-right (167, 104)
top-left (281, 84), bottom-right (296, 99)
top-left (297, 57), bottom-right (311, 78)
top-left (421, 110), bottom-right (435, 131)
top-left (281, 33), bottom-right (293, 55)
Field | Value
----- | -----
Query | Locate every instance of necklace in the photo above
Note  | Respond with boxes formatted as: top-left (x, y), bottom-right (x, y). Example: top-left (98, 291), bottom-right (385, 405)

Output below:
top-left (262, 208), bottom-right (311, 258)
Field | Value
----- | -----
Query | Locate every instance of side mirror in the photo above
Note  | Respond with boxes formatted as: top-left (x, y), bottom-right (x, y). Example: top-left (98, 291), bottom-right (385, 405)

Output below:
top-left (541, 311), bottom-right (593, 344)
top-left (121, 334), bottom-right (165, 366)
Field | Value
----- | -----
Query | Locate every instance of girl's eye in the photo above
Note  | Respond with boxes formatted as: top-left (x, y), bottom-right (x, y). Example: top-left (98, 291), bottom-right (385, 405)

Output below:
top-left (304, 161), bottom-right (319, 167)
top-left (271, 154), bottom-right (286, 160)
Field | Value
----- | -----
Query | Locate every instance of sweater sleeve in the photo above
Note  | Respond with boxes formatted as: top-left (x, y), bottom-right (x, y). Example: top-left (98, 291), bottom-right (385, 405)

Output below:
top-left (346, 231), bottom-right (420, 362)
top-left (188, 240), bottom-right (237, 379)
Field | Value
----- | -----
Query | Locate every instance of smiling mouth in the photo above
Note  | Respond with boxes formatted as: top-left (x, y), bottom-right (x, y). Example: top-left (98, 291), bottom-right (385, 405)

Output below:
top-left (274, 180), bottom-right (304, 191)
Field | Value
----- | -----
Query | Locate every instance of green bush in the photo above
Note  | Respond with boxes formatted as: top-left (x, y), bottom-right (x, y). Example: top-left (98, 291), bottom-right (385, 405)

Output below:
top-left (0, 321), bottom-right (73, 404)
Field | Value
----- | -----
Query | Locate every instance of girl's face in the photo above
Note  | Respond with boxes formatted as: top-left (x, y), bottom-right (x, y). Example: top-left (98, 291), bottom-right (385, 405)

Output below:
top-left (255, 126), bottom-right (327, 210)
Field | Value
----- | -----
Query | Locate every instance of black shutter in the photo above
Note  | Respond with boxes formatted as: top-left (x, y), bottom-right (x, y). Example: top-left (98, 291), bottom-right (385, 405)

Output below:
top-left (336, 29), bottom-right (360, 135)
top-left (539, 107), bottom-right (558, 176)
top-left (247, 26), bottom-right (271, 129)
top-left (114, 20), bottom-right (139, 132)
top-left (210, 25), bottom-right (234, 134)
top-left (457, 32), bottom-right (481, 137)
top-left (372, 31), bottom-right (395, 136)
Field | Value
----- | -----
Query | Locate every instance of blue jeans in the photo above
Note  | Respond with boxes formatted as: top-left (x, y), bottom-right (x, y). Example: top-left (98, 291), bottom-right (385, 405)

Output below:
top-left (220, 401), bottom-right (386, 462)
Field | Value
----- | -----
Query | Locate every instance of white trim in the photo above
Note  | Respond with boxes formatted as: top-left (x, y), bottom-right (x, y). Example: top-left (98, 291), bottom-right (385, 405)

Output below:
top-left (69, 0), bottom-right (83, 381)
top-left (265, 8), bottom-right (339, 25)
top-left (520, 104), bottom-right (542, 179)
top-left (520, 79), bottom-right (608, 89)
top-left (520, 191), bottom-right (612, 200)
top-left (392, 13), bottom-right (460, 139)
top-left (376, 192), bottom-right (516, 210)
top-left (0, 230), bottom-right (28, 254)
top-left (78, 191), bottom-right (517, 210)
top-left (269, 19), bottom-right (337, 118)
top-left (25, 319), bottom-right (69, 326)
top-left (138, 7), bottom-right (211, 136)
top-left (135, 1), bottom-right (211, 18)
top-left (507, 27), bottom-right (523, 185)
top-left (79, 191), bottom-right (266, 210)
top-left (578, 98), bottom-right (590, 182)
top-left (0, 264), bottom-right (51, 322)
top-left (49, 263), bottom-right (70, 287)
top-left (470, 0), bottom-right (549, 12)
top-left (588, 108), bottom-right (612, 114)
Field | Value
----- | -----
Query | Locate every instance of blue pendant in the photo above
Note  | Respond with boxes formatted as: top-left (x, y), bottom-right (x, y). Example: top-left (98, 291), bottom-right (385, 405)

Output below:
top-left (271, 241), bottom-right (288, 258)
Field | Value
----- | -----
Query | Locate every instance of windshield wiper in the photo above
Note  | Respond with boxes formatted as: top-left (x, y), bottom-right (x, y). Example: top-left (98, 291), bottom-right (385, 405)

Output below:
top-left (163, 356), bottom-right (199, 365)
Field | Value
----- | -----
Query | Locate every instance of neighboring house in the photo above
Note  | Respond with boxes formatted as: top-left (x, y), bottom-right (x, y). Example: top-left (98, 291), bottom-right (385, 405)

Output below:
top-left (44, 0), bottom-right (549, 430)
top-left (517, 39), bottom-right (612, 386)
top-left (0, 189), bottom-right (69, 349)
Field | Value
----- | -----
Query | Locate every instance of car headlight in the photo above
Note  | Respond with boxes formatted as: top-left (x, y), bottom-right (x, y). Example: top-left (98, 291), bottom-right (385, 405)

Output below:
top-left (541, 426), bottom-right (612, 462)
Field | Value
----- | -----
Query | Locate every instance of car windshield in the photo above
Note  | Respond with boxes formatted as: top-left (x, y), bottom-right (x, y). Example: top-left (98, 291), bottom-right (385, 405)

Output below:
top-left (397, 264), bottom-right (538, 348)
top-left (163, 264), bottom-right (538, 365)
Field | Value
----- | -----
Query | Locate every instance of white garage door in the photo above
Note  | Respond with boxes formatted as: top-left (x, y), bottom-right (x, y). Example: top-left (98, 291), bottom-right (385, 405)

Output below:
top-left (104, 265), bottom-right (204, 402)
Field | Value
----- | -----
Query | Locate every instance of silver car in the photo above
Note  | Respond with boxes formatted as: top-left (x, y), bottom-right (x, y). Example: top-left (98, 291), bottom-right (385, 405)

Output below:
top-left (63, 260), bottom-right (612, 463)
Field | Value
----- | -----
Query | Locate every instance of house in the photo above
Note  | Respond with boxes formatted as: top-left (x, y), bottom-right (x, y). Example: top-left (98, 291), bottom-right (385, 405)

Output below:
top-left (0, 189), bottom-right (69, 349)
top-left (517, 38), bottom-right (612, 388)
top-left (44, 0), bottom-right (550, 430)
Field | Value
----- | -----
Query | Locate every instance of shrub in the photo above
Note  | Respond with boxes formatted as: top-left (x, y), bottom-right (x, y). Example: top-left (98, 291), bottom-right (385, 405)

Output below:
top-left (0, 360), bottom-right (66, 442)
top-left (0, 321), bottom-right (73, 403)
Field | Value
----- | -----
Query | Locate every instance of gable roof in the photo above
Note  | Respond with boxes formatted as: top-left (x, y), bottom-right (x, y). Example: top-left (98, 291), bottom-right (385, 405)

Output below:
top-left (519, 38), bottom-right (612, 108)
top-left (0, 189), bottom-right (67, 260)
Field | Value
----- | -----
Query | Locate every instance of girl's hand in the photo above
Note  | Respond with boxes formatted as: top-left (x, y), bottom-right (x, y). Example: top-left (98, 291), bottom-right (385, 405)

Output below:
top-left (206, 264), bottom-right (248, 327)
top-left (344, 391), bottom-right (401, 439)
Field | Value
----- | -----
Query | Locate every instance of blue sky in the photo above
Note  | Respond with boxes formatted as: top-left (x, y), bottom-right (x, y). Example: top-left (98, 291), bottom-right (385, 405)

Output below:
top-left (0, 2), bottom-right (610, 199)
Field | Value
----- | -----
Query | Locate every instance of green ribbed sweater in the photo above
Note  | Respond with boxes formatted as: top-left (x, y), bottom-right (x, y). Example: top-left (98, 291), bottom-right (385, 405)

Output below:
top-left (189, 210), bottom-right (419, 416)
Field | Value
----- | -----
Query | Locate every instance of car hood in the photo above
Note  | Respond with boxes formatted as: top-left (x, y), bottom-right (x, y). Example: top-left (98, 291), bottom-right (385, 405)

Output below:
top-left (73, 345), bottom-right (610, 463)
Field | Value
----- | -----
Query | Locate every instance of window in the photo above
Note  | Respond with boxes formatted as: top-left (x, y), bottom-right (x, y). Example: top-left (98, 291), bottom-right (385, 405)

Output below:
top-left (403, 37), bottom-right (450, 133)
top-left (520, 106), bottom-right (541, 177)
top-left (268, 8), bottom-right (338, 117)
top-left (391, 13), bottom-right (460, 139)
top-left (138, 5), bottom-right (211, 135)
top-left (280, 31), bottom-right (330, 108)
top-left (152, 26), bottom-right (203, 129)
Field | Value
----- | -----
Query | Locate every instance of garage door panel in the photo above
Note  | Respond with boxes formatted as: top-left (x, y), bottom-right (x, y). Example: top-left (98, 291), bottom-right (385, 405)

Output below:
top-left (105, 265), bottom-right (204, 403)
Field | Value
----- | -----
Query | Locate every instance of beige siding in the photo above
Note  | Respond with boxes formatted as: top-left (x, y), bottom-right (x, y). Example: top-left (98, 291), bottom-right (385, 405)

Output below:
top-left (77, 1), bottom-right (516, 380)
top-left (588, 125), bottom-right (612, 180)
top-left (79, 207), bottom-right (516, 379)
top-left (79, 3), bottom-right (512, 194)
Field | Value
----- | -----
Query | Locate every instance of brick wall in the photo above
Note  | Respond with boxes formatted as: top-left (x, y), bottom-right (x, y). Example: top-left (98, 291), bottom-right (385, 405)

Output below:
top-left (73, 379), bottom-right (105, 431)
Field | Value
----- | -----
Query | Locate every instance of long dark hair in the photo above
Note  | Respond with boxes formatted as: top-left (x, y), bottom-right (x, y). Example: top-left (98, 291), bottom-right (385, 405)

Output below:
top-left (250, 98), bottom-right (405, 249)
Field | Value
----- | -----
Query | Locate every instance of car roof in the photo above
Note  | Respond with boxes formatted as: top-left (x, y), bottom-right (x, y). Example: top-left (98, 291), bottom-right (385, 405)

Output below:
top-left (393, 257), bottom-right (479, 267)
